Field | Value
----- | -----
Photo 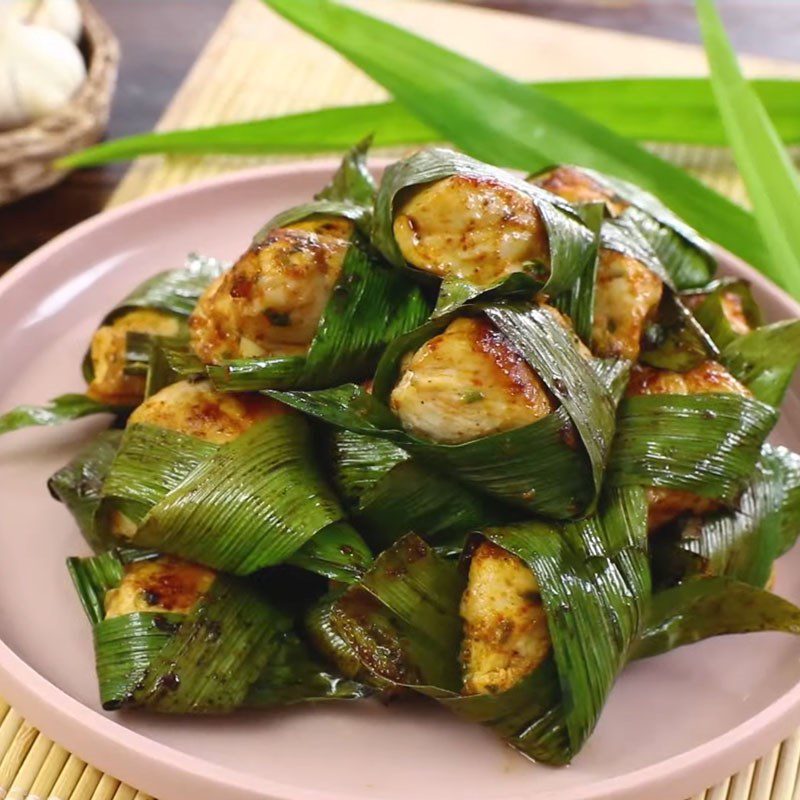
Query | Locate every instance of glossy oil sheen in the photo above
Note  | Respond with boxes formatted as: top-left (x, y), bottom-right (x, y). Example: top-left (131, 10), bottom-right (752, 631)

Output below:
top-left (0, 161), bottom-right (798, 800)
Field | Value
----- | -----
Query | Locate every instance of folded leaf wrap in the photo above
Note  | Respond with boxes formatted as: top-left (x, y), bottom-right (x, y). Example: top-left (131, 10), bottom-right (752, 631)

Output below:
top-left (69, 551), bottom-right (369, 712)
top-left (652, 445), bottom-right (800, 589)
top-left (688, 279), bottom-right (800, 407)
top-left (328, 485), bottom-right (650, 764)
top-left (328, 428), bottom-right (503, 550)
top-left (82, 253), bottom-right (228, 385)
top-left (48, 430), bottom-right (124, 551)
top-left (97, 419), bottom-right (372, 581)
top-left (607, 393), bottom-right (777, 503)
top-left (531, 165), bottom-right (717, 290)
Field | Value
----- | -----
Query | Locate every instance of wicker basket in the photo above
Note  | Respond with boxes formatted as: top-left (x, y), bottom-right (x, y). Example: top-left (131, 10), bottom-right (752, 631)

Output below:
top-left (0, 0), bottom-right (119, 206)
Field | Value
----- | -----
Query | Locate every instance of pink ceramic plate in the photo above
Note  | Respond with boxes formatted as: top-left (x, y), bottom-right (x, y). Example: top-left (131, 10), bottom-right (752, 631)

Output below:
top-left (1, 161), bottom-right (799, 800)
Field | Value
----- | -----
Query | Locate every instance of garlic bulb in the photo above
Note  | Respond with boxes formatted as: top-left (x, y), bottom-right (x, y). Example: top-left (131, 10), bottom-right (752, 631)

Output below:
top-left (9, 0), bottom-right (82, 43)
top-left (0, 15), bottom-right (86, 129)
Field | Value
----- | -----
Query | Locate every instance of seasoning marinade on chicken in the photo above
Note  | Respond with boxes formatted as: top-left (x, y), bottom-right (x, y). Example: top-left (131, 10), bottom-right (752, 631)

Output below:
top-left (389, 316), bottom-right (557, 445)
top-left (104, 556), bottom-right (215, 619)
top-left (392, 174), bottom-right (550, 288)
top-left (87, 309), bottom-right (182, 406)
top-left (127, 379), bottom-right (282, 445)
top-left (190, 216), bottom-right (354, 365)
top-left (460, 541), bottom-right (550, 695)
top-left (592, 249), bottom-right (663, 360)
top-left (627, 361), bottom-right (754, 531)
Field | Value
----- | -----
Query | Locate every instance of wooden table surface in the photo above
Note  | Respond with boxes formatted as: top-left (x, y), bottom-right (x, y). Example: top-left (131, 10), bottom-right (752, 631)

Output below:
top-left (0, 0), bottom-right (797, 274)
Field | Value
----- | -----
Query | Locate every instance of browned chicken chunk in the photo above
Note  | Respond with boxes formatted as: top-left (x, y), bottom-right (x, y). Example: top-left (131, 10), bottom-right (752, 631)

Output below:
top-left (190, 219), bottom-right (353, 364)
top-left (104, 556), bottom-right (215, 619)
top-left (461, 541), bottom-right (550, 695)
top-left (393, 175), bottom-right (550, 287)
top-left (390, 316), bottom-right (557, 444)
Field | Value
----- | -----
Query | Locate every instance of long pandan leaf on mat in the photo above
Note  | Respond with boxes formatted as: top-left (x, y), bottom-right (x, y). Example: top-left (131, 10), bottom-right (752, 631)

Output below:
top-left (59, 79), bottom-right (800, 171)
top-left (259, 0), bottom-right (783, 295)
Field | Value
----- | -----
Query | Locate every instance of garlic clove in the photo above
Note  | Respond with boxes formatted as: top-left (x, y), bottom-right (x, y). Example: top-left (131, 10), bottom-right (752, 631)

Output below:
top-left (0, 18), bottom-right (86, 129)
top-left (10, 0), bottom-right (83, 43)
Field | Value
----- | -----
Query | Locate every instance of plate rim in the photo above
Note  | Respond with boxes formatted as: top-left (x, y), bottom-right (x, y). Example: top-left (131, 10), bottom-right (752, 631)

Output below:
top-left (1, 158), bottom-right (799, 800)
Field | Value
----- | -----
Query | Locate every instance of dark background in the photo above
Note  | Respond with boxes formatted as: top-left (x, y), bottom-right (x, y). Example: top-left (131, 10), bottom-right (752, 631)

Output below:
top-left (1, 0), bottom-right (796, 274)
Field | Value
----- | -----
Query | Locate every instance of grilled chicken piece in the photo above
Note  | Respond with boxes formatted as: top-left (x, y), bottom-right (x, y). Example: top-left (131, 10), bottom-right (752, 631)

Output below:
top-left (461, 541), bottom-right (550, 695)
top-left (627, 361), bottom-right (751, 398)
top-left (593, 249), bottom-right (663, 360)
top-left (393, 175), bottom-right (550, 286)
top-left (189, 220), bottom-right (353, 364)
top-left (627, 361), bottom-right (752, 531)
top-left (128, 379), bottom-right (283, 445)
top-left (533, 168), bottom-right (664, 360)
top-left (87, 309), bottom-right (181, 406)
top-left (683, 290), bottom-right (754, 336)
top-left (532, 165), bottom-right (628, 217)
top-left (104, 556), bottom-right (215, 619)
top-left (390, 316), bottom-right (557, 445)
top-left (533, 167), bottom-right (664, 359)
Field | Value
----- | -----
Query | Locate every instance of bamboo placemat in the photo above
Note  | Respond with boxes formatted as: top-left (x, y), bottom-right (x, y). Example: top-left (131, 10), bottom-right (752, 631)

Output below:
top-left (3, 1), bottom-right (800, 798)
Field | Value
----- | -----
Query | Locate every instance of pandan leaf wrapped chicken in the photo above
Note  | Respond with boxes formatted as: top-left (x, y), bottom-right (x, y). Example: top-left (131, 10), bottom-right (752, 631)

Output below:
top-left (0, 254), bottom-right (227, 437)
top-left (531, 176), bottom-right (718, 371)
top-left (576, 265), bottom-right (799, 589)
top-left (273, 298), bottom-right (618, 520)
top-left (608, 360), bottom-right (777, 531)
top-left (81, 254), bottom-right (227, 405)
top-left (327, 509), bottom-right (800, 763)
top-left (639, 282), bottom-right (800, 588)
top-left (650, 445), bottom-right (800, 590)
top-left (68, 550), bottom-right (368, 712)
top-left (593, 217), bottom-right (718, 371)
top-left (507, 192), bottom-right (778, 537)
top-left (532, 164), bottom-right (717, 290)
top-left (53, 379), bottom-right (372, 582)
top-left (188, 141), bottom-right (431, 391)
top-left (371, 148), bottom-right (596, 314)
top-left (325, 369), bottom-right (632, 552)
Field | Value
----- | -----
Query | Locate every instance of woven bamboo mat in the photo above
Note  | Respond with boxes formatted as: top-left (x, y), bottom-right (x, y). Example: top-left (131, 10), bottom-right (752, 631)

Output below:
top-left (3, 1), bottom-right (800, 798)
